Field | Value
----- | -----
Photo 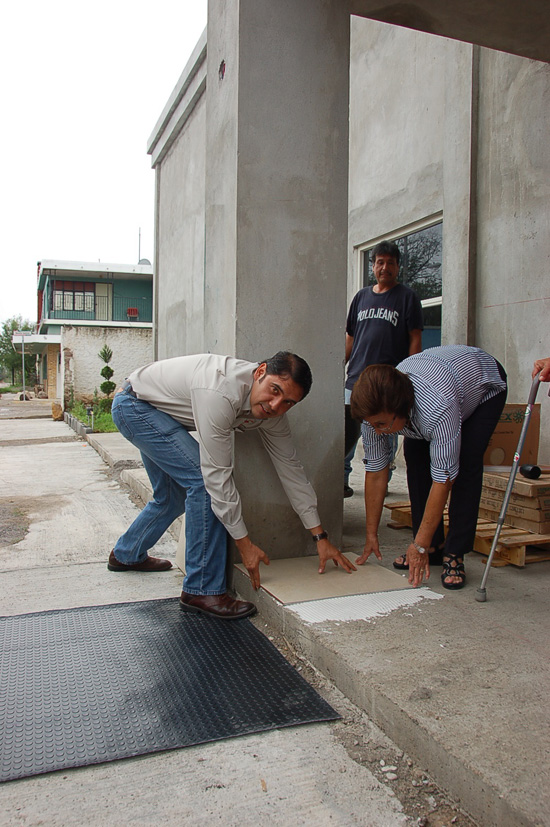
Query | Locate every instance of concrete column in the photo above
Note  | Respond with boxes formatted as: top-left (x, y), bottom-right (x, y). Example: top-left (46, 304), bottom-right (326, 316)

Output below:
top-left (441, 42), bottom-right (480, 345)
top-left (205, 0), bottom-right (350, 556)
top-left (46, 344), bottom-right (58, 399)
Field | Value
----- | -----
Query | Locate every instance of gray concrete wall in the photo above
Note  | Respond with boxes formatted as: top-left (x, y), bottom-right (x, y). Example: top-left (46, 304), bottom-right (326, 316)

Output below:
top-left (148, 32), bottom-right (208, 361)
top-left (475, 50), bottom-right (550, 458)
top-left (155, 96), bottom-right (207, 360)
top-left (441, 41), bottom-right (478, 346)
top-left (348, 18), bottom-right (447, 295)
top-left (149, 6), bottom-right (550, 543)
top-left (349, 0), bottom-right (550, 64)
top-left (203, 0), bottom-right (240, 356)
top-left (348, 17), bottom-right (550, 461)
top-left (207, 0), bottom-right (351, 552)
top-left (149, 0), bottom-right (351, 556)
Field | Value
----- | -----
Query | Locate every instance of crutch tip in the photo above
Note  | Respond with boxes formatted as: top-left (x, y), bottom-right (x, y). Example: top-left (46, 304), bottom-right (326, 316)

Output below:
top-left (475, 588), bottom-right (487, 602)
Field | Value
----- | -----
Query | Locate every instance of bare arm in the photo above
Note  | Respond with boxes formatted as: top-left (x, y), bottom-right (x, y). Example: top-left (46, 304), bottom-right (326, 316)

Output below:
top-left (408, 329), bottom-right (423, 356)
top-left (357, 467), bottom-right (389, 564)
top-left (345, 333), bottom-right (354, 364)
top-left (406, 479), bottom-right (453, 587)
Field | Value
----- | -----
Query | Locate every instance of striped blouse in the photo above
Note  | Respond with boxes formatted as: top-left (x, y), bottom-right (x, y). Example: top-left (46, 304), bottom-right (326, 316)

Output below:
top-left (361, 345), bottom-right (507, 483)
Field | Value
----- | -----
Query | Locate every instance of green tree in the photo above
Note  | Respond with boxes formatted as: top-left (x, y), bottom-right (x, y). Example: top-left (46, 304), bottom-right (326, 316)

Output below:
top-left (0, 316), bottom-right (33, 384)
top-left (98, 344), bottom-right (116, 404)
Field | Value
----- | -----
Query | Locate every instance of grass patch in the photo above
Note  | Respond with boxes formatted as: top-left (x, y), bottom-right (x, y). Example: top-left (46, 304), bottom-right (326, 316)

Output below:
top-left (69, 400), bottom-right (118, 433)
top-left (0, 385), bottom-right (24, 394)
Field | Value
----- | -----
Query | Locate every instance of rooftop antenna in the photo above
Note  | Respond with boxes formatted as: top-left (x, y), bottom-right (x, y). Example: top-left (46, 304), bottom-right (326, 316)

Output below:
top-left (138, 227), bottom-right (141, 263)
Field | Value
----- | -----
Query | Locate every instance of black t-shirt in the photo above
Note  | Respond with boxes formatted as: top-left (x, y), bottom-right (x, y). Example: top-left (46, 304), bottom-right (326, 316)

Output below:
top-left (345, 283), bottom-right (423, 390)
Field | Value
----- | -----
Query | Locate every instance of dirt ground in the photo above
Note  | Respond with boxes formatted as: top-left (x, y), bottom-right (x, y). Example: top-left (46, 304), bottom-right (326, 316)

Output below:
top-left (0, 500), bottom-right (31, 546)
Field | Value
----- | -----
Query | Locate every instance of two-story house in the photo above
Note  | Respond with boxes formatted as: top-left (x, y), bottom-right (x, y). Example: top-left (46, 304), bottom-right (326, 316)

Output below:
top-left (14, 259), bottom-right (154, 406)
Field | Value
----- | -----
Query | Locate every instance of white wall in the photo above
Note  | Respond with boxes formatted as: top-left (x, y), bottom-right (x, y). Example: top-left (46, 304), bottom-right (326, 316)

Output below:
top-left (62, 326), bottom-right (153, 404)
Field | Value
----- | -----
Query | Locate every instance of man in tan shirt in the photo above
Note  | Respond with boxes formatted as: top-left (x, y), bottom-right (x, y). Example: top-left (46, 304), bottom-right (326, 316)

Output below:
top-left (109, 351), bottom-right (355, 619)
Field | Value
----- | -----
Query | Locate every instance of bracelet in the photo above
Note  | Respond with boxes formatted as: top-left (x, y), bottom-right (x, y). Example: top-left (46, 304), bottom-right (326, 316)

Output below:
top-left (312, 531), bottom-right (328, 542)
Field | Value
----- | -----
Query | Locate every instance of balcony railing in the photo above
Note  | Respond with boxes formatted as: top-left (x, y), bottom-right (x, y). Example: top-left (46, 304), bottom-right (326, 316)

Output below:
top-left (47, 296), bottom-right (152, 323)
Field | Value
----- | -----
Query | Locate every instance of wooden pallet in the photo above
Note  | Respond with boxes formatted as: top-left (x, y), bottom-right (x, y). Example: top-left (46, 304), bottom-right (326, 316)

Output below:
top-left (384, 501), bottom-right (550, 567)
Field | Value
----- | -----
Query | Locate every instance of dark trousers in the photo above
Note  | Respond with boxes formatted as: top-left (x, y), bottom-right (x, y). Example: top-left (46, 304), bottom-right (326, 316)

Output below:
top-left (404, 377), bottom-right (507, 559)
top-left (345, 405), bottom-right (362, 457)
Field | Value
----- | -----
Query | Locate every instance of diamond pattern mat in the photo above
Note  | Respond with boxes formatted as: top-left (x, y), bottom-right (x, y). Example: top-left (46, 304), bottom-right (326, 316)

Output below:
top-left (0, 598), bottom-right (339, 782)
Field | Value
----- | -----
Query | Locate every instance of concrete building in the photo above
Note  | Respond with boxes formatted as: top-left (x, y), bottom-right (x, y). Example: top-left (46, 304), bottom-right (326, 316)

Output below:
top-left (13, 260), bottom-right (154, 405)
top-left (146, 1), bottom-right (549, 557)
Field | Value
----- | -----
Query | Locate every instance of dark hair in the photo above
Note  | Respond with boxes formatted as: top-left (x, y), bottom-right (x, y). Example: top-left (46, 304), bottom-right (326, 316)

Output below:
top-left (350, 364), bottom-right (414, 420)
top-left (261, 351), bottom-right (313, 398)
top-left (371, 240), bottom-right (401, 266)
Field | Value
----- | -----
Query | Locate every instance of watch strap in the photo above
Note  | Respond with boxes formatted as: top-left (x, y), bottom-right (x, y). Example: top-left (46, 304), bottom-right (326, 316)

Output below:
top-left (312, 531), bottom-right (328, 542)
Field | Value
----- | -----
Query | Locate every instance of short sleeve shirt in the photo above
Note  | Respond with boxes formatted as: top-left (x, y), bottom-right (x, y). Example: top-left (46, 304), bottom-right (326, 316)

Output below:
top-left (361, 345), bottom-right (507, 483)
top-left (346, 283), bottom-right (423, 390)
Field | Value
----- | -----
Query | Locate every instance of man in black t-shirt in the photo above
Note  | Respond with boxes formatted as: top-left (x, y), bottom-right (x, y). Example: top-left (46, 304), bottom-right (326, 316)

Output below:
top-left (344, 241), bottom-right (423, 497)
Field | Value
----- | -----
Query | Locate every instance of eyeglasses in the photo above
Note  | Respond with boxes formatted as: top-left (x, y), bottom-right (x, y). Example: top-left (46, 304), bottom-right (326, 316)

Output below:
top-left (367, 414), bottom-right (396, 432)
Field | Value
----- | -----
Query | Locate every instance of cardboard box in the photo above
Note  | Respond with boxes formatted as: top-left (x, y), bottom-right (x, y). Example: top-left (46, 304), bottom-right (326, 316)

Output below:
top-left (483, 403), bottom-right (540, 466)
top-left (478, 507), bottom-right (550, 535)
top-left (482, 471), bottom-right (550, 498)
top-left (479, 493), bottom-right (550, 522)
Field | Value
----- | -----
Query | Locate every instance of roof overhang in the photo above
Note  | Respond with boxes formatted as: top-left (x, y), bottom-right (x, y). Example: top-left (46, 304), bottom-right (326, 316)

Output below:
top-left (37, 260), bottom-right (153, 291)
top-left (350, 0), bottom-right (550, 64)
top-left (12, 333), bottom-right (61, 355)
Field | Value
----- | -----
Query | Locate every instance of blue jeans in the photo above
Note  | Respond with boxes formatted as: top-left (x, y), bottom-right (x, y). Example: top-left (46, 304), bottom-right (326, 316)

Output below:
top-left (111, 390), bottom-right (228, 595)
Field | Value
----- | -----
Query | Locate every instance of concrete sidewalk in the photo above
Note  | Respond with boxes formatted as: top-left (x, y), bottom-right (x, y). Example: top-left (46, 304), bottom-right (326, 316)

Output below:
top-left (0, 394), bottom-right (57, 420)
top-left (86, 430), bottom-right (550, 827)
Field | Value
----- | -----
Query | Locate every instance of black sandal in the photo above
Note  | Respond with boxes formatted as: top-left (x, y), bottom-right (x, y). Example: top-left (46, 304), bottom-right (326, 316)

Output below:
top-left (393, 555), bottom-right (408, 570)
top-left (441, 553), bottom-right (466, 590)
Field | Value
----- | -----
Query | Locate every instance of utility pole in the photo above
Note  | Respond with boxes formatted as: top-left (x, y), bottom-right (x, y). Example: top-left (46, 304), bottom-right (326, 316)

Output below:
top-left (14, 330), bottom-right (27, 400)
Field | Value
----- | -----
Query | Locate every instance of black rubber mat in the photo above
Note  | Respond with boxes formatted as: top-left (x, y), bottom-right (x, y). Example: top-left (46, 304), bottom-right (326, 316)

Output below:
top-left (0, 598), bottom-right (339, 782)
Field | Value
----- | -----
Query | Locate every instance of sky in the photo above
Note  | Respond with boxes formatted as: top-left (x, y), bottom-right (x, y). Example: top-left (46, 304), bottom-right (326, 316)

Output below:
top-left (0, 0), bottom-right (208, 324)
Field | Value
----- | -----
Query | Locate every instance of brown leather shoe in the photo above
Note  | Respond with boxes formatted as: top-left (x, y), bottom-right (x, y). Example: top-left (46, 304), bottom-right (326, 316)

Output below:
top-left (179, 591), bottom-right (257, 620)
top-left (108, 550), bottom-right (173, 572)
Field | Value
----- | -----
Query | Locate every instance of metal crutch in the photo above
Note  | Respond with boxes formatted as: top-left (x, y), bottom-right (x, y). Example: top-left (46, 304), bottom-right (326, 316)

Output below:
top-left (475, 373), bottom-right (541, 602)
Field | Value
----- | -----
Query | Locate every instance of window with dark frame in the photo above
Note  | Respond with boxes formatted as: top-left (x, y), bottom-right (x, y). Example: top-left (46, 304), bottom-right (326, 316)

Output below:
top-left (51, 281), bottom-right (95, 314)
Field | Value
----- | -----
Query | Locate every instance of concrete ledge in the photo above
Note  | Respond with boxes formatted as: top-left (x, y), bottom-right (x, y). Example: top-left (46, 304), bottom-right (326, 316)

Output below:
top-left (86, 432), bottom-right (142, 469)
top-left (64, 412), bottom-right (92, 436)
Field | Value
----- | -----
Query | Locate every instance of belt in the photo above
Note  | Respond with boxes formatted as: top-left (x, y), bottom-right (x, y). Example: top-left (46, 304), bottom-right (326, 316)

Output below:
top-left (122, 380), bottom-right (137, 397)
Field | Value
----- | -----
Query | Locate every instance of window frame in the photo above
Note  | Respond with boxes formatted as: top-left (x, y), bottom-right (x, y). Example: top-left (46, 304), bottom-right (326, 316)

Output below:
top-left (354, 213), bottom-right (443, 311)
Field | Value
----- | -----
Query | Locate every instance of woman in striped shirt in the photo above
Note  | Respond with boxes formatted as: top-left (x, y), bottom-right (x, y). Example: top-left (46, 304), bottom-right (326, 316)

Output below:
top-left (350, 345), bottom-right (507, 590)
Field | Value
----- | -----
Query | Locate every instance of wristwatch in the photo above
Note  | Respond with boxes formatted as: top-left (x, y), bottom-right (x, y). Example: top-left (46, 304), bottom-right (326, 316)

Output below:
top-left (413, 541), bottom-right (427, 554)
top-left (312, 531), bottom-right (328, 542)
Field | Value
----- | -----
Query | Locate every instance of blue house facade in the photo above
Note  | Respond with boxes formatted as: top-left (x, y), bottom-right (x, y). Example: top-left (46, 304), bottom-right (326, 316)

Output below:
top-left (24, 259), bottom-right (154, 404)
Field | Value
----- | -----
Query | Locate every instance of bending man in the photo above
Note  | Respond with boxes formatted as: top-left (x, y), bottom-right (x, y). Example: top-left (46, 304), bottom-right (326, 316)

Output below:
top-left (109, 351), bottom-right (355, 618)
top-left (350, 345), bottom-right (507, 590)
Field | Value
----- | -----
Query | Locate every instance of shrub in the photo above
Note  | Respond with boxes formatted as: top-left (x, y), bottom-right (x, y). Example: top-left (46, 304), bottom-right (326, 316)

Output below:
top-left (98, 345), bottom-right (116, 399)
